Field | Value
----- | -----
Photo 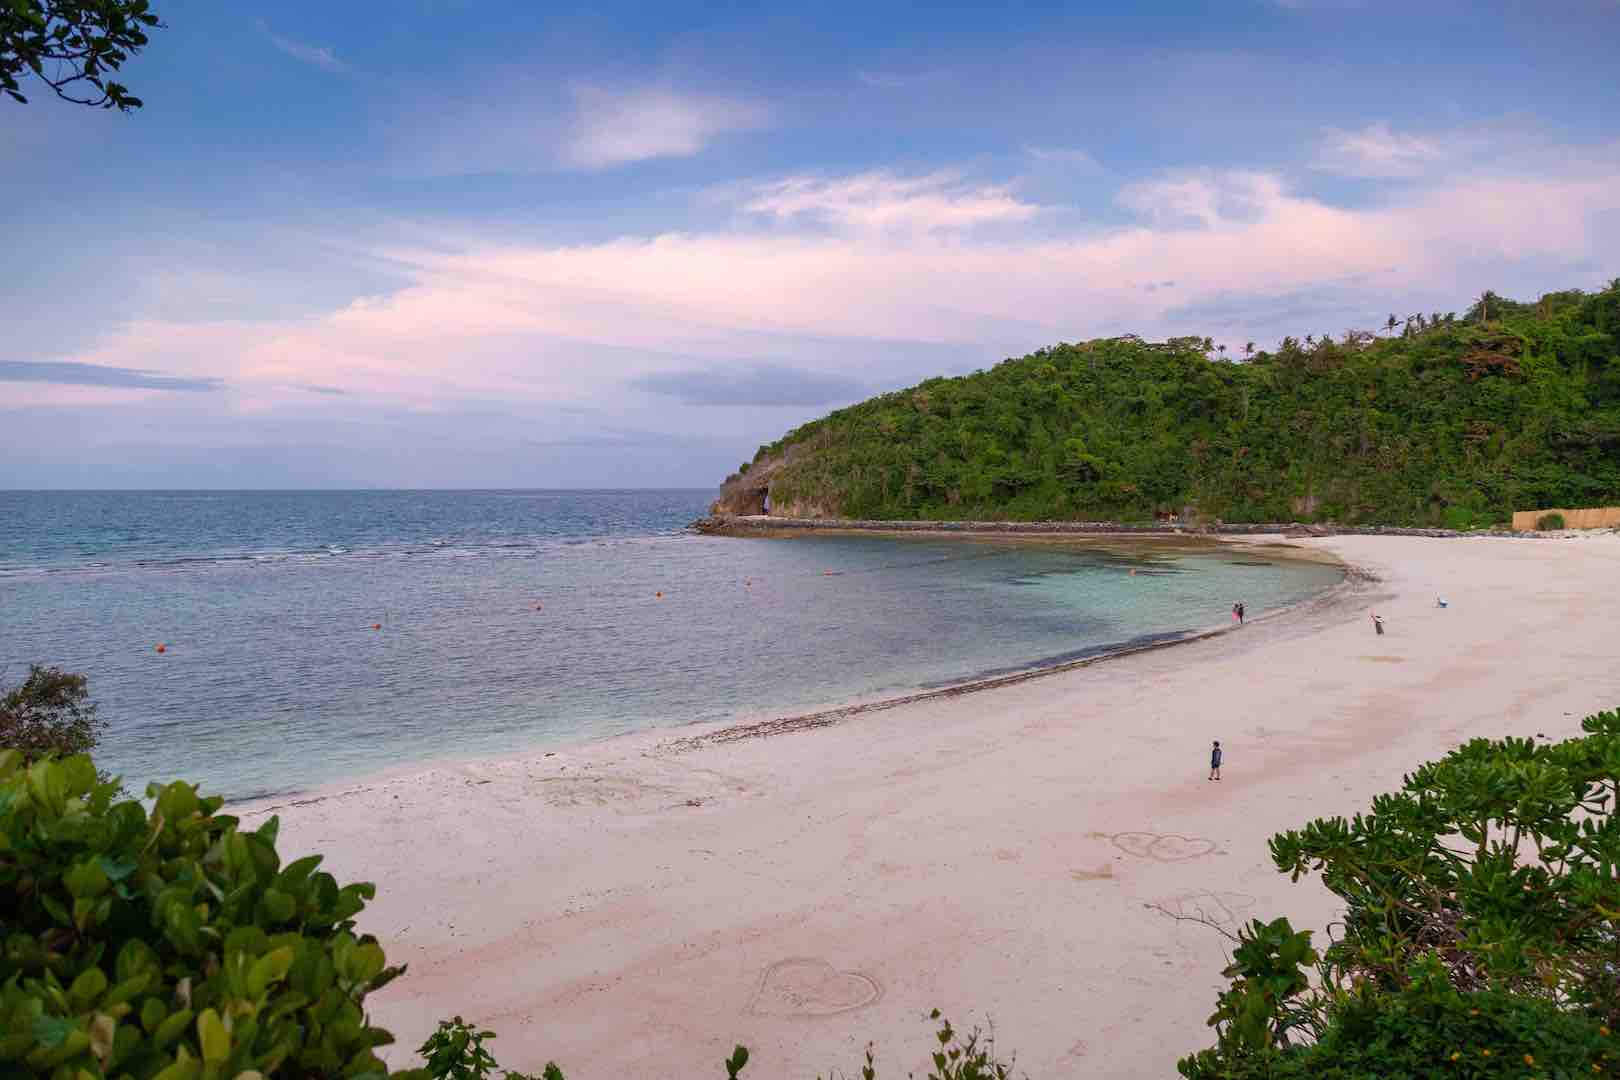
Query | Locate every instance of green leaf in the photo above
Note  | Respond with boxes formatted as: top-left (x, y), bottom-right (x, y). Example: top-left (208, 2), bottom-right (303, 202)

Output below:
top-left (259, 886), bottom-right (296, 923)
top-left (32, 1013), bottom-right (75, 1050)
top-left (197, 1009), bottom-right (230, 1063)
top-left (246, 946), bottom-right (295, 996)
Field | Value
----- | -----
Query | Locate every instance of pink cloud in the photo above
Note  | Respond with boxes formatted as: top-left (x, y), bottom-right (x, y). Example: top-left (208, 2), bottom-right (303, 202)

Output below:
top-left (52, 150), bottom-right (1620, 419)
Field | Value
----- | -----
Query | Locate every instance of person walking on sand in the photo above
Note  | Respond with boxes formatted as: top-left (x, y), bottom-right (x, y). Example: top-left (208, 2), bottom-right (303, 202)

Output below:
top-left (1236, 601), bottom-right (1245, 625)
top-left (1209, 740), bottom-right (1222, 781)
top-left (1371, 613), bottom-right (1385, 636)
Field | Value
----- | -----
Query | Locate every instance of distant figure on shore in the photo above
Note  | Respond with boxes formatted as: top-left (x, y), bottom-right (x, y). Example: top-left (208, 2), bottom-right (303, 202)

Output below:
top-left (1236, 601), bottom-right (1245, 624)
top-left (1372, 613), bottom-right (1385, 635)
top-left (1209, 740), bottom-right (1223, 781)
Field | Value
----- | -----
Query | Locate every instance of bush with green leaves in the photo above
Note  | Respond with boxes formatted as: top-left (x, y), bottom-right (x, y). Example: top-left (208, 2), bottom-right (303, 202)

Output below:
top-left (1537, 511), bottom-right (1567, 530)
top-left (0, 750), bottom-right (415, 1078)
top-left (1, 664), bottom-right (103, 762)
top-left (1181, 951), bottom-right (1617, 1079)
top-left (1180, 707), bottom-right (1620, 1077)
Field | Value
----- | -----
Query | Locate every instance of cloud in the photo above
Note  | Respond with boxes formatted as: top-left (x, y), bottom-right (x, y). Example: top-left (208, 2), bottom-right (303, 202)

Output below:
top-left (260, 22), bottom-right (348, 73)
top-left (1115, 169), bottom-right (1286, 228)
top-left (26, 141), bottom-right (1620, 455)
top-left (634, 364), bottom-right (869, 406)
top-left (1024, 145), bottom-right (1101, 170)
top-left (0, 360), bottom-right (220, 392)
top-left (564, 85), bottom-right (769, 169)
top-left (1313, 123), bottom-right (1445, 178)
top-left (738, 170), bottom-right (1042, 231)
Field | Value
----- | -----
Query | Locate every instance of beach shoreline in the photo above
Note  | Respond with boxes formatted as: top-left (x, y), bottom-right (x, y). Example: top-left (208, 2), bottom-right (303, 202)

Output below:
top-left (244, 533), bottom-right (1620, 1078)
top-left (230, 534), bottom-right (1353, 808)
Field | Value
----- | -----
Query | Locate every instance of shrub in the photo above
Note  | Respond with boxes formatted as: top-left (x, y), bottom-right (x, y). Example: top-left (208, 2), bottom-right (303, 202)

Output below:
top-left (1537, 511), bottom-right (1566, 530)
top-left (0, 751), bottom-right (417, 1078)
top-left (1180, 964), bottom-right (1618, 1079)
top-left (1, 664), bottom-right (102, 761)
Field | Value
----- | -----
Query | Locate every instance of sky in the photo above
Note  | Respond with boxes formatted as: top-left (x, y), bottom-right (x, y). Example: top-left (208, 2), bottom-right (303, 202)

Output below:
top-left (4, 0), bottom-right (1619, 489)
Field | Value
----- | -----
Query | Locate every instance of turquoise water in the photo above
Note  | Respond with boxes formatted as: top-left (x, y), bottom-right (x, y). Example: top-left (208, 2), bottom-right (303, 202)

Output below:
top-left (0, 491), bottom-right (1341, 798)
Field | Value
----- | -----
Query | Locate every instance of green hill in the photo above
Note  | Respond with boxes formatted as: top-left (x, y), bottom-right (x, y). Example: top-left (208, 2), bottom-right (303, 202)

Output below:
top-left (715, 282), bottom-right (1620, 527)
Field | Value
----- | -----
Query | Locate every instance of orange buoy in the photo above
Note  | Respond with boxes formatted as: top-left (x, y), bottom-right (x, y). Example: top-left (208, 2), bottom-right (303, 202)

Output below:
top-left (655, 591), bottom-right (663, 598)
top-left (155, 643), bottom-right (167, 654)
top-left (371, 623), bottom-right (381, 630)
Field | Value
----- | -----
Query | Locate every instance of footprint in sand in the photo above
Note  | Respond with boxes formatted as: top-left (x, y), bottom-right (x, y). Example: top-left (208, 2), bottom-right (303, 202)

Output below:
top-left (749, 958), bottom-right (883, 1017)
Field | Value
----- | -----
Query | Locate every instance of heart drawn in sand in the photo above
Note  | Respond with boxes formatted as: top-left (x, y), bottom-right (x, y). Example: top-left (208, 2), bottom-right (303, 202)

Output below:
top-left (749, 957), bottom-right (883, 1017)
top-left (1109, 831), bottom-right (1216, 862)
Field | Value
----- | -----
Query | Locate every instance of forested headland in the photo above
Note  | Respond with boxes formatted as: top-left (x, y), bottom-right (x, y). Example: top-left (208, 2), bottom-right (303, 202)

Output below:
top-left (717, 282), bottom-right (1620, 527)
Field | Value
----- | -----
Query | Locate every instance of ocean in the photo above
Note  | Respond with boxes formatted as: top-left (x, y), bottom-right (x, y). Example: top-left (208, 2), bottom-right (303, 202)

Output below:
top-left (0, 490), bottom-right (1342, 799)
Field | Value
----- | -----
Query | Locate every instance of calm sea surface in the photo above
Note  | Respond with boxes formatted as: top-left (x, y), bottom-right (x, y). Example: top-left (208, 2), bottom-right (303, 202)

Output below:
top-left (0, 491), bottom-right (1341, 798)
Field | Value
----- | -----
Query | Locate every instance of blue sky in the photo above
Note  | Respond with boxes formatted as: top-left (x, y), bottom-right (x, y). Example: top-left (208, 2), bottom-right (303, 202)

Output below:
top-left (4, 0), bottom-right (1619, 488)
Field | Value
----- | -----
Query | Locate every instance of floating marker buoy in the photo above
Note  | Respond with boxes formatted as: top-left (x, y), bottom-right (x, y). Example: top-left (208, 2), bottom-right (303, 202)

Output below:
top-left (655, 591), bottom-right (663, 598)
top-left (155, 643), bottom-right (167, 654)
top-left (371, 623), bottom-right (381, 630)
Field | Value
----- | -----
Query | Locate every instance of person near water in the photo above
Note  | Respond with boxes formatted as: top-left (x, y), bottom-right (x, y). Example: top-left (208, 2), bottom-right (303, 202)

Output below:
top-left (1372, 613), bottom-right (1385, 635)
top-left (1237, 601), bottom-right (1245, 624)
top-left (1209, 740), bottom-right (1222, 781)
top-left (1232, 603), bottom-right (1240, 624)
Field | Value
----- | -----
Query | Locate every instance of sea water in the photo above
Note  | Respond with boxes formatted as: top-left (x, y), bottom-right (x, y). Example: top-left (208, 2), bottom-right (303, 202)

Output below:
top-left (0, 491), bottom-right (1341, 798)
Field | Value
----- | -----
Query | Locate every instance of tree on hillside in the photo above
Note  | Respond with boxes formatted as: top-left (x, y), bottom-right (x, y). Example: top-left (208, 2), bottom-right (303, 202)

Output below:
top-left (1244, 341), bottom-right (1254, 359)
top-left (1, 0), bottom-right (161, 110)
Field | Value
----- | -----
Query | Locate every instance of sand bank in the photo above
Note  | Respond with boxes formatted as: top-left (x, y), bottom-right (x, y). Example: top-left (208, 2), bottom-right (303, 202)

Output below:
top-left (241, 534), bottom-right (1620, 1078)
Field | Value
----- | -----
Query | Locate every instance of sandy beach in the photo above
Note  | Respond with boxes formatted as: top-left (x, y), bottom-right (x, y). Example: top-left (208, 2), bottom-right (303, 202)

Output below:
top-left (240, 533), bottom-right (1620, 1078)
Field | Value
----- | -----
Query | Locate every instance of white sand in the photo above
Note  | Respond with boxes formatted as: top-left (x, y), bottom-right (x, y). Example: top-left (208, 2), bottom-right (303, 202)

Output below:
top-left (241, 534), bottom-right (1620, 1078)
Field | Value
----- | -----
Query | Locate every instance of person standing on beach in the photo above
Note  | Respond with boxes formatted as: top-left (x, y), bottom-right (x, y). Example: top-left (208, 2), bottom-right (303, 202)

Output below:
top-left (1372, 613), bottom-right (1385, 636)
top-left (1236, 601), bottom-right (1245, 625)
top-left (1209, 740), bottom-right (1222, 781)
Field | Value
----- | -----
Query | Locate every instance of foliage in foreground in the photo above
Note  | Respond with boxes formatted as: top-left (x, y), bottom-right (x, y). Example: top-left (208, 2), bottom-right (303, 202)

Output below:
top-left (0, 0), bottom-right (161, 110)
top-left (1, 664), bottom-right (103, 762)
top-left (1179, 707), bottom-right (1620, 1077)
top-left (732, 282), bottom-right (1620, 525)
top-left (0, 750), bottom-right (411, 1077)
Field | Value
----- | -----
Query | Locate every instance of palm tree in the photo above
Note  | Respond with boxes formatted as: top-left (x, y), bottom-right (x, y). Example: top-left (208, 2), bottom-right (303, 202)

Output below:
top-left (1218, 344), bottom-right (1227, 361)
top-left (1385, 313), bottom-right (1399, 335)
top-left (1305, 334), bottom-right (1314, 346)
top-left (1244, 341), bottom-right (1255, 359)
